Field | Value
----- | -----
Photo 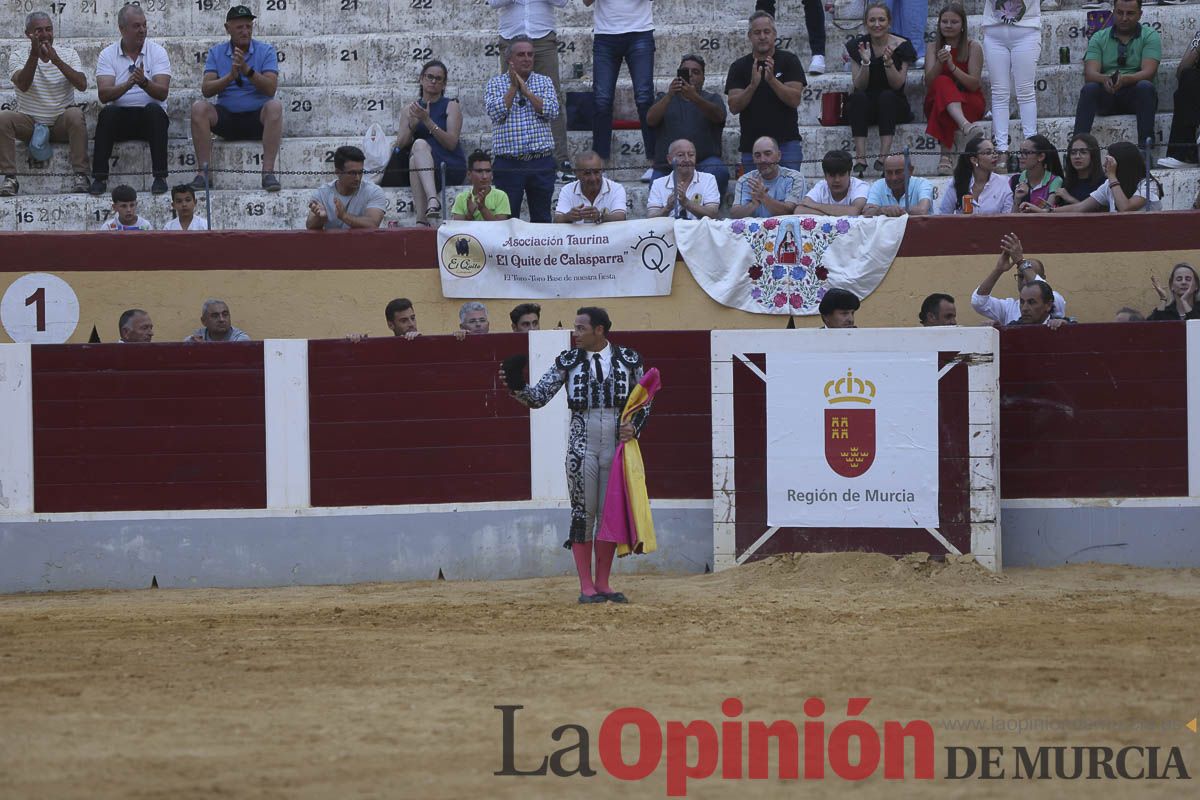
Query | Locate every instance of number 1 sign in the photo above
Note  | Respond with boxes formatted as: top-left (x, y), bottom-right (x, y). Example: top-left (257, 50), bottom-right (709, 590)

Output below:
top-left (1, 273), bottom-right (80, 344)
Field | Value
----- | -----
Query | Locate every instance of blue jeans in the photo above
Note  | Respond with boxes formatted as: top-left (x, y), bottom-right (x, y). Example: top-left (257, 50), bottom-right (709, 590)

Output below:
top-left (651, 155), bottom-right (731, 199)
top-left (493, 155), bottom-right (556, 223)
top-left (591, 31), bottom-right (656, 160)
top-left (739, 139), bottom-right (804, 173)
top-left (1074, 81), bottom-right (1159, 150)
top-left (885, 0), bottom-right (927, 60)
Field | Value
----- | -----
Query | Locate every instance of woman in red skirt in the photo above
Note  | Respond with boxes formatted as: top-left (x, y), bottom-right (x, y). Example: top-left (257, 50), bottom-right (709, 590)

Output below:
top-left (924, 3), bottom-right (985, 175)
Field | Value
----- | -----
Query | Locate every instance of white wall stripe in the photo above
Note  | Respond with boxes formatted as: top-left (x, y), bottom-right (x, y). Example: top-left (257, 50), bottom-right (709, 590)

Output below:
top-left (0, 343), bottom-right (34, 515)
top-left (527, 329), bottom-right (572, 501)
top-left (264, 339), bottom-right (311, 509)
top-left (1188, 320), bottom-right (1199, 498)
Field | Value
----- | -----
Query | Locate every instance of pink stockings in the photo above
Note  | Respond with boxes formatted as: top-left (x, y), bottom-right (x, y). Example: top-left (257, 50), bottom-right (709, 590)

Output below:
top-left (572, 540), bottom-right (618, 596)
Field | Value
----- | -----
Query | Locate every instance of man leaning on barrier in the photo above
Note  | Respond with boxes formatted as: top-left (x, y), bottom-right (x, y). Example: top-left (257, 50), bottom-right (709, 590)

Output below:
top-left (306, 146), bottom-right (387, 230)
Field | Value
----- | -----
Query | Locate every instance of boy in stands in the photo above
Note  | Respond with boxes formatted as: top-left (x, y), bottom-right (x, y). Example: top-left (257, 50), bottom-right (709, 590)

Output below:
top-left (101, 184), bottom-right (152, 230)
top-left (163, 184), bottom-right (208, 230)
top-left (795, 150), bottom-right (870, 216)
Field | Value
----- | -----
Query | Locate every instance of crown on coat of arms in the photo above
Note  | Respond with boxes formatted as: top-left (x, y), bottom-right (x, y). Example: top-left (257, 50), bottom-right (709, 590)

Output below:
top-left (824, 369), bottom-right (876, 405)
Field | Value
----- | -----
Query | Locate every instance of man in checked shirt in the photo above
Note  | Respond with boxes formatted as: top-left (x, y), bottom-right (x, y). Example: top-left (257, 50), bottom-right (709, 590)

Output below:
top-left (484, 36), bottom-right (560, 222)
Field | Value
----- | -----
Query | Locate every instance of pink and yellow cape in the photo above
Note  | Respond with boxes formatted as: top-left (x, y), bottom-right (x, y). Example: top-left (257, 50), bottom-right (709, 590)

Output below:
top-left (597, 368), bottom-right (661, 557)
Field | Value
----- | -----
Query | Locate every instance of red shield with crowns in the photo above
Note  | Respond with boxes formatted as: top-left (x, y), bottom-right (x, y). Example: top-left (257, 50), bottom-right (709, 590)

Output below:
top-left (823, 368), bottom-right (877, 478)
top-left (824, 408), bottom-right (875, 478)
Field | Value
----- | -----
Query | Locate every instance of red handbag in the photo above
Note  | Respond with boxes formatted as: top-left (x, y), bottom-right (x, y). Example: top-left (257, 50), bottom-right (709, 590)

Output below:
top-left (821, 91), bottom-right (847, 127)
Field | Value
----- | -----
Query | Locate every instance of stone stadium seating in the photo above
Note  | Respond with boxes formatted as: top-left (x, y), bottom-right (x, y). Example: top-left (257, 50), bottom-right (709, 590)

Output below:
top-left (0, 0), bottom-right (1197, 229)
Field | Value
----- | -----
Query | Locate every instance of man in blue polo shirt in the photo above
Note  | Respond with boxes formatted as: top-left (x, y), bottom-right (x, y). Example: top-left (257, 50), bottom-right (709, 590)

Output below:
top-left (1073, 0), bottom-right (1161, 152)
top-left (189, 5), bottom-right (282, 192)
top-left (863, 153), bottom-right (933, 217)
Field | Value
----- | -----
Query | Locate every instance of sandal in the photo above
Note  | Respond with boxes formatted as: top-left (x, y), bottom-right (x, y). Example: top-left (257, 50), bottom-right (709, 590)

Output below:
top-left (938, 155), bottom-right (954, 175)
top-left (425, 197), bottom-right (442, 219)
top-left (853, 161), bottom-right (867, 179)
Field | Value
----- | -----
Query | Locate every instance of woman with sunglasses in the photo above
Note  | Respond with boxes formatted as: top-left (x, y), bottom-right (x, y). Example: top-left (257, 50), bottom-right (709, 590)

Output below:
top-left (381, 59), bottom-right (466, 226)
top-left (1012, 134), bottom-right (1063, 212)
top-left (1050, 141), bottom-right (1161, 213)
top-left (937, 133), bottom-right (1012, 214)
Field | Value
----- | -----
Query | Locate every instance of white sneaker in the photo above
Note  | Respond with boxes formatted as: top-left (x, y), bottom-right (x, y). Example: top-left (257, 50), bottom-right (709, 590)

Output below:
top-left (1155, 157), bottom-right (1187, 169)
top-left (1041, 0), bottom-right (1058, 7)
top-left (914, 57), bottom-right (924, 68)
top-left (640, 167), bottom-right (654, 183)
top-left (809, 55), bottom-right (826, 75)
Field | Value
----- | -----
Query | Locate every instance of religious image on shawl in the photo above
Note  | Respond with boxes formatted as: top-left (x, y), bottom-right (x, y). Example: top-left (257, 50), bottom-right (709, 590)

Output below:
top-left (735, 215), bottom-right (853, 313)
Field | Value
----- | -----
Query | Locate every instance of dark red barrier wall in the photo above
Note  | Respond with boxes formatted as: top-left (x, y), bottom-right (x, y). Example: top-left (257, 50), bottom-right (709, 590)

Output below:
top-left (31, 343), bottom-right (266, 512)
top-left (307, 334), bottom-right (531, 506)
top-left (999, 322), bottom-right (1188, 498)
top-left (618, 331), bottom-right (711, 499)
top-left (732, 352), bottom-right (972, 560)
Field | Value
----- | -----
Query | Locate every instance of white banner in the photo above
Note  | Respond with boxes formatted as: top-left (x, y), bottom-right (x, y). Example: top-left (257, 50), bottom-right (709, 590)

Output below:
top-left (437, 219), bottom-right (677, 299)
top-left (676, 215), bottom-right (907, 315)
top-left (766, 351), bottom-right (939, 528)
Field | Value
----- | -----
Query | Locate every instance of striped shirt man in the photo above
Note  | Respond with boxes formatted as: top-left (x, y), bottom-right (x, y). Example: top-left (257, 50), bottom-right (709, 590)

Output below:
top-left (8, 47), bottom-right (83, 123)
top-left (484, 71), bottom-right (559, 157)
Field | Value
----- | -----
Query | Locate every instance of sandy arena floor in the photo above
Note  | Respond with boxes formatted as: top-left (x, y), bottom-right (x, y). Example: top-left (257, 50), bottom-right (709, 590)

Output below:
top-left (1, 553), bottom-right (1198, 799)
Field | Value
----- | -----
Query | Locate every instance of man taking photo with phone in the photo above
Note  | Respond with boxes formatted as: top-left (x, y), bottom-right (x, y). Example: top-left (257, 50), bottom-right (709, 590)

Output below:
top-left (645, 54), bottom-right (728, 197)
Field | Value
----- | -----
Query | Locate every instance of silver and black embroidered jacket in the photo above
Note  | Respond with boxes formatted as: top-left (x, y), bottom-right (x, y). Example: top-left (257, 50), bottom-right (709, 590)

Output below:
top-left (515, 345), bottom-right (650, 433)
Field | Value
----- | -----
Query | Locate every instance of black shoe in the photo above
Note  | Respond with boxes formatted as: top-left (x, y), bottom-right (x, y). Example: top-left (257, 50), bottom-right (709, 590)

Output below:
top-left (88, 178), bottom-right (107, 197)
top-left (559, 160), bottom-right (575, 182)
top-left (190, 173), bottom-right (212, 191)
top-left (578, 593), bottom-right (608, 604)
top-left (261, 173), bottom-right (281, 192)
top-left (600, 591), bottom-right (628, 604)
top-left (151, 177), bottom-right (168, 195)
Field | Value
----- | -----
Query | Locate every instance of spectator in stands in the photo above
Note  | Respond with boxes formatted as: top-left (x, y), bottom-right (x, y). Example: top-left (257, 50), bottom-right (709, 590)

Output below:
top-left (510, 302), bottom-right (541, 331)
top-left (1049, 141), bottom-right (1161, 212)
top-left (726, 11), bottom-right (807, 173)
top-left (646, 139), bottom-right (720, 219)
top-left (1054, 133), bottom-right (1105, 205)
top-left (584, 0), bottom-right (656, 180)
top-left (1148, 263), bottom-right (1200, 320)
top-left (980, 0), bottom-right (1040, 171)
top-left (385, 298), bottom-right (421, 339)
top-left (554, 151), bottom-right (628, 223)
top-left (924, 4), bottom-right (984, 176)
top-left (102, 184), bottom-right (152, 231)
top-left (306, 146), bottom-right (388, 230)
top-left (1013, 134), bottom-right (1065, 212)
top-left (190, 6), bottom-right (282, 192)
top-left (91, 4), bottom-right (170, 197)
top-left (819, 288), bottom-right (860, 329)
top-left (646, 54), bottom-right (729, 197)
top-left (0, 12), bottom-right (89, 197)
top-left (186, 299), bottom-right (250, 342)
top-left (450, 150), bottom-right (511, 221)
top-left (1073, 0), bottom-right (1161, 154)
top-left (972, 233), bottom-right (1067, 325)
top-left (846, 3), bottom-right (918, 178)
top-left (488, 0), bottom-right (571, 179)
top-left (919, 293), bottom-right (957, 326)
top-left (1114, 306), bottom-right (1145, 322)
top-left (460, 302), bottom-right (491, 334)
top-left (485, 36), bottom-right (560, 223)
top-left (937, 134), bottom-right (1013, 215)
top-left (1159, 31), bottom-right (1200, 169)
top-left (884, 0), bottom-right (929, 64)
top-left (863, 153), bottom-right (933, 216)
top-left (118, 309), bottom-right (154, 343)
top-left (731, 136), bottom-right (806, 218)
top-left (795, 150), bottom-right (870, 216)
top-left (164, 184), bottom-right (208, 231)
top-left (379, 59), bottom-right (465, 227)
top-left (754, 1), bottom-right (827, 75)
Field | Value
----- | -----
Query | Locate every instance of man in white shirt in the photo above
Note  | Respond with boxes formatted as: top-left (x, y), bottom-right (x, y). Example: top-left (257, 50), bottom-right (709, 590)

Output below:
top-left (796, 151), bottom-right (869, 216)
top-left (972, 233), bottom-right (1067, 325)
top-left (488, 0), bottom-right (571, 179)
top-left (554, 150), bottom-right (628, 223)
top-left (584, 0), bottom-right (656, 176)
top-left (647, 138), bottom-right (720, 220)
top-left (306, 146), bottom-right (388, 230)
top-left (92, 4), bottom-right (171, 196)
top-left (0, 12), bottom-right (89, 196)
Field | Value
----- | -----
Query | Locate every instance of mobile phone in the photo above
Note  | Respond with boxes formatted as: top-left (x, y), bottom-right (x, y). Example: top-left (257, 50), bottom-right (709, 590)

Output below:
top-left (677, 67), bottom-right (690, 81)
top-left (757, 60), bottom-right (767, 73)
top-left (1109, 70), bottom-right (1120, 84)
